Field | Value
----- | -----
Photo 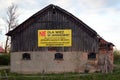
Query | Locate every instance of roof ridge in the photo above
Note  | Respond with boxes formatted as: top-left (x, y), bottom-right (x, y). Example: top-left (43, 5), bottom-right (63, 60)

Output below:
top-left (6, 4), bottom-right (98, 37)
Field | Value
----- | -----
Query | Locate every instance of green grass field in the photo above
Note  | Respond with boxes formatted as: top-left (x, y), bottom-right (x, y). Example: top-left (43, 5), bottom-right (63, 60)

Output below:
top-left (0, 64), bottom-right (119, 80)
top-left (0, 67), bottom-right (120, 80)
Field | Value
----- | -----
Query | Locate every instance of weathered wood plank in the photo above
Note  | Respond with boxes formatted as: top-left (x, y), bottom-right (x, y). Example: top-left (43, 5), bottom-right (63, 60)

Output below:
top-left (11, 7), bottom-right (99, 53)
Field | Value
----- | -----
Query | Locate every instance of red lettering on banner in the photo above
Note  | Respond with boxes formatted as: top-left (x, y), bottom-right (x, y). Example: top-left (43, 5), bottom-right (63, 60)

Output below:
top-left (39, 31), bottom-right (46, 36)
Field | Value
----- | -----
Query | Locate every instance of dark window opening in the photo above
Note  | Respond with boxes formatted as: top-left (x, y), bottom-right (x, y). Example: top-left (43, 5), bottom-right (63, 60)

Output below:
top-left (53, 10), bottom-right (56, 14)
top-left (22, 53), bottom-right (31, 60)
top-left (88, 53), bottom-right (96, 60)
top-left (55, 53), bottom-right (63, 60)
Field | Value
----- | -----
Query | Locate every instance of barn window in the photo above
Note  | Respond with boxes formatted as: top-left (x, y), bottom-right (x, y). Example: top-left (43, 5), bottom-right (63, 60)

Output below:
top-left (55, 53), bottom-right (63, 60)
top-left (22, 53), bottom-right (31, 60)
top-left (88, 53), bottom-right (96, 60)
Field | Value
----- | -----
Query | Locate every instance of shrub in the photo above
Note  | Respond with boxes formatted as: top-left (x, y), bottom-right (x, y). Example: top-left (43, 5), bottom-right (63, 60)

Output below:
top-left (114, 50), bottom-right (120, 64)
top-left (0, 54), bottom-right (10, 65)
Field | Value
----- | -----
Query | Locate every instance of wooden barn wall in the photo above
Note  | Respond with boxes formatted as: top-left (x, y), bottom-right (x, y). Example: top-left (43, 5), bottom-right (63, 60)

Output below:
top-left (11, 8), bottom-right (99, 53)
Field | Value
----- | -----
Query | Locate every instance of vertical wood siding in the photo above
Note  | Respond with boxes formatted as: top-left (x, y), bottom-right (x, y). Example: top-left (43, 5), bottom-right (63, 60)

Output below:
top-left (11, 8), bottom-right (99, 53)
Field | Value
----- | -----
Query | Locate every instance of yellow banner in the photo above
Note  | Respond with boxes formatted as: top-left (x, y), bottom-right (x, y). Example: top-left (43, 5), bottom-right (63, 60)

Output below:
top-left (38, 29), bottom-right (72, 47)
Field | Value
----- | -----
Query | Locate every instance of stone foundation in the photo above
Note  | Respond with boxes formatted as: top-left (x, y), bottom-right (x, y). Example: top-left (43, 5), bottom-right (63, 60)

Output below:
top-left (11, 51), bottom-right (98, 74)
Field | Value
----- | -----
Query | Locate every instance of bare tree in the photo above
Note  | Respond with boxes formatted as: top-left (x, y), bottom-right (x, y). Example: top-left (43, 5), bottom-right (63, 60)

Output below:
top-left (4, 4), bottom-right (19, 53)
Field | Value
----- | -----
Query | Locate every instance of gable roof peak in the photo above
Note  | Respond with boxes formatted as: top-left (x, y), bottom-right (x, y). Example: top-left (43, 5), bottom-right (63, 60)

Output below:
top-left (47, 4), bottom-right (56, 8)
top-left (6, 4), bottom-right (98, 37)
top-left (49, 4), bottom-right (55, 6)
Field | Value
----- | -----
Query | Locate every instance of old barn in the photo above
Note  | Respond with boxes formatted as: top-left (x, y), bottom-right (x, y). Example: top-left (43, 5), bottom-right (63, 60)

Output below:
top-left (7, 4), bottom-right (114, 74)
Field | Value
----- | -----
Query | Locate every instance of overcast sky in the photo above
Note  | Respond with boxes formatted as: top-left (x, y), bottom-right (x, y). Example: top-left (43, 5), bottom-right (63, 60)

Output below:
top-left (0, 0), bottom-right (120, 49)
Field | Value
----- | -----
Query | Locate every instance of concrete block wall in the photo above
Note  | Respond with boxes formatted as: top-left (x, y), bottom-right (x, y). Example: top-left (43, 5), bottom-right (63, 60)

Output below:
top-left (11, 51), bottom-right (97, 74)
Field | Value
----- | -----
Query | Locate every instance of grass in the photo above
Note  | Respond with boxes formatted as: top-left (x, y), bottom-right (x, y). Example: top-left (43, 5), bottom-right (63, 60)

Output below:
top-left (0, 68), bottom-right (120, 80)
top-left (7, 74), bottom-right (119, 80)
top-left (114, 50), bottom-right (120, 65)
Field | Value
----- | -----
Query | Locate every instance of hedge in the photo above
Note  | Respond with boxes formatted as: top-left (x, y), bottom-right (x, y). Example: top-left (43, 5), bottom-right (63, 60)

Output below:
top-left (0, 54), bottom-right (10, 65)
